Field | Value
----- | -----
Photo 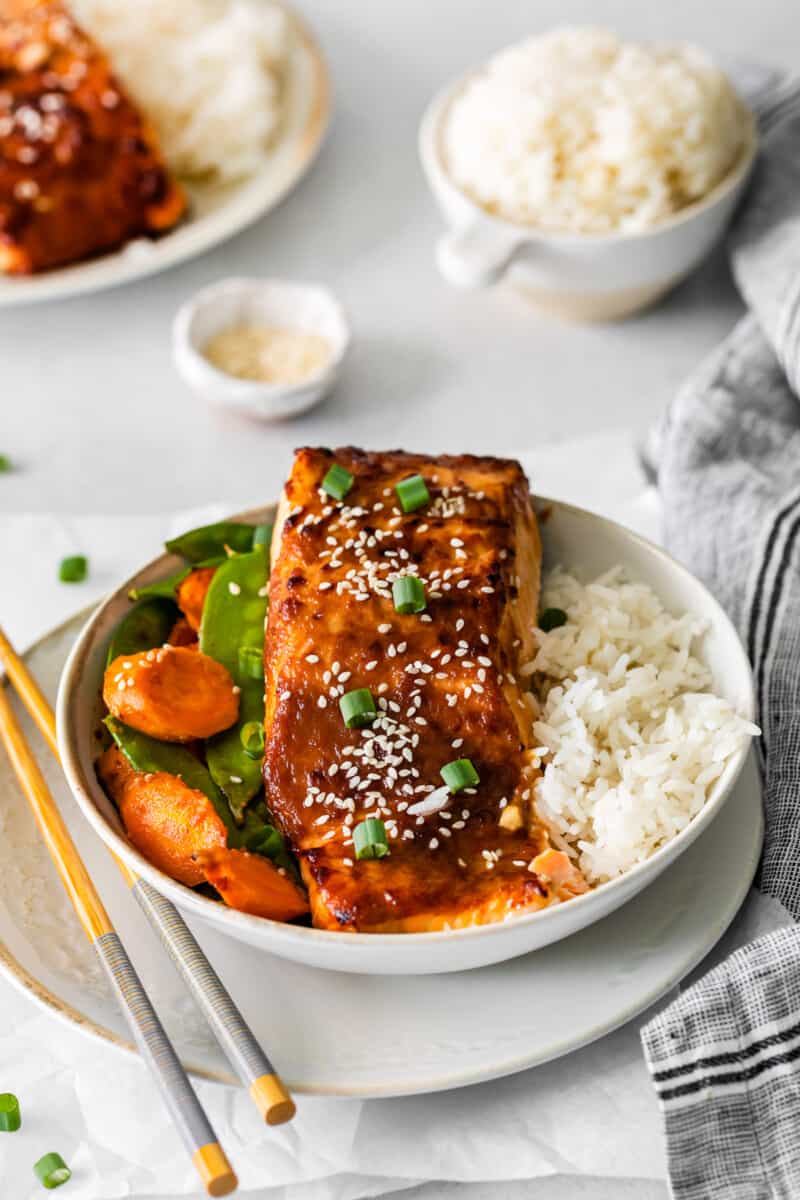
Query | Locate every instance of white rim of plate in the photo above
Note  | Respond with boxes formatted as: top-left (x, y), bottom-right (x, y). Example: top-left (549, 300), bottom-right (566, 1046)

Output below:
top-left (0, 609), bottom-right (763, 1097)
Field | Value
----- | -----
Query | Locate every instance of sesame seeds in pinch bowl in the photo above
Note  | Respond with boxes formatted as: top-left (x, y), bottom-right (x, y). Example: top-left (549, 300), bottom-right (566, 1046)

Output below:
top-left (56, 493), bottom-right (754, 975)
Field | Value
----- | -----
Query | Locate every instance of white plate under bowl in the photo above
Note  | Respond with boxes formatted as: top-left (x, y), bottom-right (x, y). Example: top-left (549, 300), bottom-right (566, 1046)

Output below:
top-left (0, 10), bottom-right (329, 307)
top-left (56, 499), bottom-right (755, 975)
top-left (0, 612), bottom-right (763, 1095)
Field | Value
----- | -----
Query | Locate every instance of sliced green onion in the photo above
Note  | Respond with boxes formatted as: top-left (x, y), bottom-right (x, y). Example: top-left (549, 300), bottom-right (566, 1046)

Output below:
top-left (321, 463), bottom-right (354, 501)
top-left (395, 474), bottom-right (430, 513)
top-left (539, 607), bottom-right (568, 632)
top-left (353, 817), bottom-right (389, 860)
top-left (0, 454), bottom-right (11, 473)
top-left (392, 576), bottom-right (426, 615)
top-left (252, 522), bottom-right (273, 549)
top-left (339, 687), bottom-right (377, 729)
top-left (0, 1093), bottom-right (20, 1132)
top-left (440, 758), bottom-right (480, 792)
top-left (240, 720), bottom-right (265, 759)
top-left (58, 555), bottom-right (87, 583)
top-left (34, 1153), bottom-right (71, 1189)
top-left (237, 645), bottom-right (264, 680)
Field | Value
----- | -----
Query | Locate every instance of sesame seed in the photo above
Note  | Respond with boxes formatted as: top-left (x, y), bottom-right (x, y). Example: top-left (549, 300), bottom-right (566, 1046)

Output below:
top-left (228, 582), bottom-right (241, 596)
top-left (280, 690), bottom-right (291, 701)
top-left (229, 775), bottom-right (242, 784)
top-left (232, 686), bottom-right (241, 695)
top-left (366, 660), bottom-right (378, 671)
top-left (429, 838), bottom-right (439, 849)
top-left (306, 654), bottom-right (320, 663)
top-left (378, 623), bottom-right (392, 634)
top-left (318, 696), bottom-right (327, 708)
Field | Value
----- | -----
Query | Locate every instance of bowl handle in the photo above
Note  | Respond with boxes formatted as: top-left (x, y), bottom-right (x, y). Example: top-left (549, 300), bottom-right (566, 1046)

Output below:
top-left (436, 224), bottom-right (523, 288)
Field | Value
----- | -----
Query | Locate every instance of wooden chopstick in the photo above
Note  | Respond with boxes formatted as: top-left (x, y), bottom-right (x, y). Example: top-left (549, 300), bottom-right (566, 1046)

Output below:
top-left (0, 682), bottom-right (237, 1198)
top-left (0, 626), bottom-right (295, 1127)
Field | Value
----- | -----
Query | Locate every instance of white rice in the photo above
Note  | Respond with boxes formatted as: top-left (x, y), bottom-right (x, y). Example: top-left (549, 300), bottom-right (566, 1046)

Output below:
top-left (73, 0), bottom-right (292, 181)
top-left (526, 567), bottom-right (758, 884)
top-left (442, 27), bottom-right (750, 233)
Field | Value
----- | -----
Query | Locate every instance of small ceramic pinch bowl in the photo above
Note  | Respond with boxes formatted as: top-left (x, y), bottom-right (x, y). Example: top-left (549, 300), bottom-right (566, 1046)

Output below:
top-left (57, 499), bottom-right (755, 976)
top-left (419, 76), bottom-right (758, 321)
top-left (173, 277), bottom-right (350, 420)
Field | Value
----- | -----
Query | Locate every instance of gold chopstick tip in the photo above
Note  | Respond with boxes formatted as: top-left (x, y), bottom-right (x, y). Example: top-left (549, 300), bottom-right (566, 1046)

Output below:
top-left (249, 1073), bottom-right (296, 1125)
top-left (193, 1143), bottom-right (237, 1197)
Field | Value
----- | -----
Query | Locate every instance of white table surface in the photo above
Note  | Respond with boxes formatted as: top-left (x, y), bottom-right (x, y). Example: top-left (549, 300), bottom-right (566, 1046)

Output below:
top-left (1, 1), bottom-right (793, 1196)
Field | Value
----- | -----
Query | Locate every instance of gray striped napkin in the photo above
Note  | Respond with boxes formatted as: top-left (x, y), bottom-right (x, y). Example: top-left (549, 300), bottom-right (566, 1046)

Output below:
top-left (641, 72), bottom-right (800, 1198)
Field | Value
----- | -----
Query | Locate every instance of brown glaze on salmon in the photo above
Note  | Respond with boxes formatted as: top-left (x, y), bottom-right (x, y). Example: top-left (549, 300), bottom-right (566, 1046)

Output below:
top-left (0, 0), bottom-right (185, 274)
top-left (264, 447), bottom-right (587, 932)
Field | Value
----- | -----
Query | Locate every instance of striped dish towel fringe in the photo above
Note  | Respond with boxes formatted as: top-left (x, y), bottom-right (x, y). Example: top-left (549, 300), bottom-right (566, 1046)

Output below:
top-left (642, 72), bottom-right (800, 1199)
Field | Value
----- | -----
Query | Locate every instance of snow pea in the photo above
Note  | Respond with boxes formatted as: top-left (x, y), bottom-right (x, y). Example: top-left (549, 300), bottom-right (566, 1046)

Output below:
top-left (105, 716), bottom-right (234, 833)
top-left (105, 597), bottom-right (177, 667)
top-left (165, 522), bottom-right (259, 564)
top-left (128, 566), bottom-right (191, 602)
top-left (128, 556), bottom-right (226, 603)
top-left (199, 549), bottom-right (269, 822)
top-left (238, 802), bottom-right (298, 878)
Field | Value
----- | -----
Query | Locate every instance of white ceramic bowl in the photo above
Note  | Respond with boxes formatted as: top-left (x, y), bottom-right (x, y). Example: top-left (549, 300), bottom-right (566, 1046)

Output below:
top-left (172, 278), bottom-right (350, 419)
top-left (419, 75), bottom-right (758, 321)
top-left (56, 498), bottom-right (754, 975)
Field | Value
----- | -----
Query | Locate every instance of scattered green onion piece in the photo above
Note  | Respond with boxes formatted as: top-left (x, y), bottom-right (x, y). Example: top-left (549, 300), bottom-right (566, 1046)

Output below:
top-left (353, 817), bottom-right (389, 860)
top-left (539, 607), bottom-right (568, 632)
top-left (237, 645), bottom-right (264, 680)
top-left (0, 1093), bottom-right (20, 1132)
top-left (240, 720), bottom-right (265, 759)
top-left (321, 463), bottom-right (354, 501)
top-left (339, 687), bottom-right (377, 729)
top-left (395, 474), bottom-right (430, 513)
top-left (34, 1153), bottom-right (71, 1189)
top-left (440, 758), bottom-right (480, 793)
top-left (0, 454), bottom-right (11, 473)
top-left (58, 555), bottom-right (87, 584)
top-left (392, 575), bottom-right (426, 615)
top-left (252, 522), bottom-right (273, 550)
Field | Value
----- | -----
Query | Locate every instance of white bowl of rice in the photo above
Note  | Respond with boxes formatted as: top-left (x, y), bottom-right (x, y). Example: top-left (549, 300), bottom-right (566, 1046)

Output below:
top-left (420, 27), bottom-right (758, 321)
top-left (58, 497), bottom-right (758, 975)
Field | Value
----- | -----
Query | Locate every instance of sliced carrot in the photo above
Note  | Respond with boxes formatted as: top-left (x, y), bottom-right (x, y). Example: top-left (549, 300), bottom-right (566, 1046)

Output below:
top-left (531, 847), bottom-right (589, 897)
top-left (177, 567), bottom-right (216, 633)
top-left (197, 846), bottom-right (309, 921)
top-left (103, 645), bottom-right (238, 742)
top-left (96, 746), bottom-right (227, 886)
top-left (167, 617), bottom-right (198, 648)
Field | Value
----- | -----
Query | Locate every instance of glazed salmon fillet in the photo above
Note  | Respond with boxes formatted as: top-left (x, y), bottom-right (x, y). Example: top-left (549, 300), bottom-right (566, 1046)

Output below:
top-left (263, 447), bottom-right (587, 931)
top-left (0, 0), bottom-right (185, 274)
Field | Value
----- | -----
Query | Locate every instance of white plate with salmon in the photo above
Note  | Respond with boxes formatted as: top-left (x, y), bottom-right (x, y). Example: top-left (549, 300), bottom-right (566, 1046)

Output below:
top-left (56, 448), bottom-right (757, 975)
